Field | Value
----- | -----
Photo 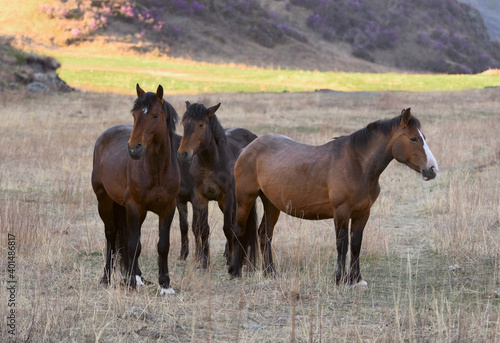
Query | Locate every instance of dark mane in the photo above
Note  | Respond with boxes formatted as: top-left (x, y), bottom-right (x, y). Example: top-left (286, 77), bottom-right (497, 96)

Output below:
top-left (132, 92), bottom-right (178, 134)
top-left (346, 114), bottom-right (421, 148)
top-left (182, 103), bottom-right (227, 145)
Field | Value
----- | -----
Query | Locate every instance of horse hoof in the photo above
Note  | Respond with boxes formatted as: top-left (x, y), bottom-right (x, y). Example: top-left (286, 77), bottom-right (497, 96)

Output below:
top-left (135, 275), bottom-right (153, 286)
top-left (160, 287), bottom-right (176, 296)
top-left (99, 279), bottom-right (110, 287)
top-left (135, 275), bottom-right (144, 286)
top-left (349, 280), bottom-right (368, 290)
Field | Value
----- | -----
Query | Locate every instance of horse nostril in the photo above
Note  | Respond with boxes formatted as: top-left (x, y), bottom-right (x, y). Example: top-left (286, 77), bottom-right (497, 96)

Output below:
top-left (181, 152), bottom-right (188, 159)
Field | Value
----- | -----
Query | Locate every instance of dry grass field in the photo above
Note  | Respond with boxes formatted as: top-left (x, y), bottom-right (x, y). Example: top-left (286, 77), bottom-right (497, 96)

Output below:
top-left (0, 88), bottom-right (498, 342)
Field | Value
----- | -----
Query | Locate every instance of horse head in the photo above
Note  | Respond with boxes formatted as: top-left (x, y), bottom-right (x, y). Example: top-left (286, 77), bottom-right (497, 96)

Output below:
top-left (128, 84), bottom-right (168, 160)
top-left (177, 101), bottom-right (221, 164)
top-left (391, 108), bottom-right (438, 180)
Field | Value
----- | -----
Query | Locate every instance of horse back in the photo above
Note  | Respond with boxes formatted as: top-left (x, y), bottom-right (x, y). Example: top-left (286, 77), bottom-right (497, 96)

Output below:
top-left (225, 128), bottom-right (258, 159)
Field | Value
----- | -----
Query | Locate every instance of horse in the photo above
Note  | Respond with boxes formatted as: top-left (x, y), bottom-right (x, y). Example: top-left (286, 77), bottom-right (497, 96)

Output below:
top-left (91, 84), bottom-right (180, 295)
top-left (229, 108), bottom-right (438, 287)
top-left (172, 133), bottom-right (197, 261)
top-left (177, 101), bottom-right (258, 270)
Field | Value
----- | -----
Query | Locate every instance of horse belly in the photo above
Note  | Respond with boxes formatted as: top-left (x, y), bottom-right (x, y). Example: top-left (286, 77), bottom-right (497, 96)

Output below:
top-left (260, 181), bottom-right (333, 220)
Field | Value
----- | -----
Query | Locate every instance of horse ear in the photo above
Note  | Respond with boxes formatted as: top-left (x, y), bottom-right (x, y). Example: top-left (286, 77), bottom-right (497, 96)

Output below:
top-left (136, 83), bottom-right (145, 97)
top-left (400, 108), bottom-right (411, 127)
top-left (156, 85), bottom-right (164, 104)
top-left (185, 101), bottom-right (191, 110)
top-left (206, 103), bottom-right (221, 118)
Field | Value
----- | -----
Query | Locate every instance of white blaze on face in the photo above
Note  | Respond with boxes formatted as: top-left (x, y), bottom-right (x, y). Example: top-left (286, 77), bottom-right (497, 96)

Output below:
top-left (142, 107), bottom-right (148, 115)
top-left (418, 129), bottom-right (438, 173)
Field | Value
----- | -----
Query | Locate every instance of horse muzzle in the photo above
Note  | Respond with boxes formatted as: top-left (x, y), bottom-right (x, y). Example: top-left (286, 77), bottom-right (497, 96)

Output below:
top-left (421, 165), bottom-right (437, 181)
top-left (128, 143), bottom-right (145, 160)
top-left (177, 150), bottom-right (193, 165)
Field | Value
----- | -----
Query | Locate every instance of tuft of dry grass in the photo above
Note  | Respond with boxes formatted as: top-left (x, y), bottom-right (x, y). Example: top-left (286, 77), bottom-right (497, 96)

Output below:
top-left (0, 88), bottom-right (499, 342)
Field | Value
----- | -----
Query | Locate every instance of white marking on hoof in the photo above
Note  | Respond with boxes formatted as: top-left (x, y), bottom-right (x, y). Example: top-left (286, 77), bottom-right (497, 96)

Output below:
top-left (135, 275), bottom-right (144, 286)
top-left (350, 280), bottom-right (368, 290)
top-left (160, 287), bottom-right (176, 296)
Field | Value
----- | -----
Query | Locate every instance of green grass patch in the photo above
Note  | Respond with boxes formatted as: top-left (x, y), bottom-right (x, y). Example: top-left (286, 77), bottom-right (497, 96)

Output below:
top-left (49, 53), bottom-right (500, 94)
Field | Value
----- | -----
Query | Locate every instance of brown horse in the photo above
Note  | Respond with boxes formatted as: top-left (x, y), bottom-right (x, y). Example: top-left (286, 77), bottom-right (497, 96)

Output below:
top-left (177, 102), bottom-right (258, 269)
top-left (229, 108), bottom-right (438, 287)
top-left (91, 84), bottom-right (180, 295)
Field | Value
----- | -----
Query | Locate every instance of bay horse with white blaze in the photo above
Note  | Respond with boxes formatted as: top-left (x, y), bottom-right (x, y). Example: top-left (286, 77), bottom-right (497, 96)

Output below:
top-left (229, 108), bottom-right (438, 287)
top-left (91, 84), bottom-right (180, 295)
top-left (177, 102), bottom-right (258, 270)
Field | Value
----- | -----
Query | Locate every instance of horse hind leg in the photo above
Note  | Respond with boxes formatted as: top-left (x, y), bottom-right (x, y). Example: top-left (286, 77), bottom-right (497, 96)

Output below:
top-left (258, 194), bottom-right (280, 277)
top-left (96, 193), bottom-right (120, 286)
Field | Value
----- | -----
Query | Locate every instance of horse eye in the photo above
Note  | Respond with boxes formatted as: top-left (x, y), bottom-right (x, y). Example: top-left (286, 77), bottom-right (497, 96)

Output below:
top-left (199, 123), bottom-right (204, 128)
top-left (410, 137), bottom-right (418, 143)
top-left (153, 114), bottom-right (159, 119)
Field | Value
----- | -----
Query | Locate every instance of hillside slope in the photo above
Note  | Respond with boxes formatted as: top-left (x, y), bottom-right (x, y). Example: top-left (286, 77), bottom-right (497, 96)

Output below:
top-left (466, 0), bottom-right (500, 42)
top-left (4, 0), bottom-right (500, 74)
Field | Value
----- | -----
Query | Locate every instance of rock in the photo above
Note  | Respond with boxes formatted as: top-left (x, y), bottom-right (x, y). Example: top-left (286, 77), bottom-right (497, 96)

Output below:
top-left (26, 82), bottom-right (49, 93)
top-left (448, 264), bottom-right (461, 271)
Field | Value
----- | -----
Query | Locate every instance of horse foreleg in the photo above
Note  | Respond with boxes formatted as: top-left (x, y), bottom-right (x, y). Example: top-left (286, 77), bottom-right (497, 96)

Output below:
top-left (125, 203), bottom-right (146, 288)
top-left (349, 211), bottom-right (370, 286)
top-left (177, 200), bottom-right (189, 260)
top-left (192, 206), bottom-right (203, 262)
top-left (334, 209), bottom-right (350, 285)
top-left (158, 207), bottom-right (176, 295)
top-left (199, 208), bottom-right (210, 270)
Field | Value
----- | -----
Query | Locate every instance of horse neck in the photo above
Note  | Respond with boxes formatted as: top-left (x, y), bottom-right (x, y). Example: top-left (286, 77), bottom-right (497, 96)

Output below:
top-left (197, 136), bottom-right (223, 168)
top-left (145, 129), bottom-right (173, 172)
top-left (197, 127), bottom-right (229, 169)
top-left (352, 132), bottom-right (394, 183)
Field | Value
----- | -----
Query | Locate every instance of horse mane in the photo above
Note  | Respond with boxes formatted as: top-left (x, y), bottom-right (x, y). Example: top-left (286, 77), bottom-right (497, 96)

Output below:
top-left (182, 103), bottom-right (227, 145)
top-left (340, 114), bottom-right (421, 149)
top-left (132, 92), bottom-right (178, 135)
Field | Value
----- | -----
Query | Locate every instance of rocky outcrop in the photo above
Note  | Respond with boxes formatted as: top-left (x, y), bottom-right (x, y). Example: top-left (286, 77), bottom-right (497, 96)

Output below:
top-left (0, 38), bottom-right (74, 93)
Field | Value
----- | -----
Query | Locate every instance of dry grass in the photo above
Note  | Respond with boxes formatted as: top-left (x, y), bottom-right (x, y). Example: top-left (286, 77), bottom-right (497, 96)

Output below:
top-left (0, 88), bottom-right (499, 342)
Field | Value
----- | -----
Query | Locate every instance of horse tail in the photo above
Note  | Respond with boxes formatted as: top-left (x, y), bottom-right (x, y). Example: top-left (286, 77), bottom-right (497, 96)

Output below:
top-left (244, 201), bottom-right (259, 268)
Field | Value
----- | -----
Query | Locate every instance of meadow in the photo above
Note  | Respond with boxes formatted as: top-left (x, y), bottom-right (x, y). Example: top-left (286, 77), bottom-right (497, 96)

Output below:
top-left (0, 87), bottom-right (499, 342)
top-left (49, 52), bottom-right (500, 94)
